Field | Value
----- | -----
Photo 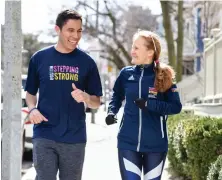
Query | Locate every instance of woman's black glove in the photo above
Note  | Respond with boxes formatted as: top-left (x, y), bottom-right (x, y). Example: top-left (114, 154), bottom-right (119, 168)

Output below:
top-left (105, 114), bottom-right (117, 125)
top-left (134, 98), bottom-right (147, 109)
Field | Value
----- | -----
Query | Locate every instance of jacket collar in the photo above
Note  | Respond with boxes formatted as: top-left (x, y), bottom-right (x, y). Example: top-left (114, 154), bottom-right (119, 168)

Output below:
top-left (134, 62), bottom-right (155, 75)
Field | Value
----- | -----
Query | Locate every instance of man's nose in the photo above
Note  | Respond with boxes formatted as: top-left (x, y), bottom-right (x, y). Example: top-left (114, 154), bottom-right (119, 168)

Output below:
top-left (72, 32), bottom-right (78, 39)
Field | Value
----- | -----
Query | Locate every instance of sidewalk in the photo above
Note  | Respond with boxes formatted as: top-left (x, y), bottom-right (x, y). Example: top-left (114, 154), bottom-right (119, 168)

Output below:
top-left (22, 107), bottom-right (173, 180)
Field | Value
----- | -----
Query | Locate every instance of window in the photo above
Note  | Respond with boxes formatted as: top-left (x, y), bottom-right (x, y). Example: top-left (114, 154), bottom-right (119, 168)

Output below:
top-left (22, 79), bottom-right (27, 89)
top-left (182, 60), bottom-right (194, 75)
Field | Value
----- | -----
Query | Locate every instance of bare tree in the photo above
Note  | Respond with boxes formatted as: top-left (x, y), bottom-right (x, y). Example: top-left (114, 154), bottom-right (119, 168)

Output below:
top-left (47, 1), bottom-right (157, 70)
top-left (122, 5), bottom-right (157, 52)
top-left (160, 1), bottom-right (176, 70)
top-left (160, 1), bottom-right (186, 82)
top-left (183, 1), bottom-right (221, 38)
top-left (176, 1), bottom-right (183, 82)
top-left (74, 0), bottom-right (130, 69)
top-left (23, 33), bottom-right (41, 65)
top-left (200, 1), bottom-right (220, 37)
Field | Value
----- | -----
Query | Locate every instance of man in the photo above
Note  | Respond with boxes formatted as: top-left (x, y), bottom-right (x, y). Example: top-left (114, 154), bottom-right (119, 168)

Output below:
top-left (25, 9), bottom-right (102, 180)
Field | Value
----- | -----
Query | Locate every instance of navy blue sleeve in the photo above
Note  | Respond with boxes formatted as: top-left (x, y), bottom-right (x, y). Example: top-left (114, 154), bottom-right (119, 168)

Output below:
top-left (146, 84), bottom-right (182, 115)
top-left (108, 68), bottom-right (125, 115)
top-left (25, 56), bottom-right (39, 95)
top-left (85, 61), bottom-right (103, 97)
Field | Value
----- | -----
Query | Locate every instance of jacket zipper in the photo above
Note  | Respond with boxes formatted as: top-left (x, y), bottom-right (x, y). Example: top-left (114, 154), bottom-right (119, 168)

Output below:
top-left (137, 68), bottom-right (144, 151)
top-left (160, 116), bottom-right (164, 138)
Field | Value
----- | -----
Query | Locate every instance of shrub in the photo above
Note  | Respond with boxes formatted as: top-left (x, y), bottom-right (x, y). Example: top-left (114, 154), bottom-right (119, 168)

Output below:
top-left (207, 155), bottom-right (222, 180)
top-left (167, 113), bottom-right (222, 180)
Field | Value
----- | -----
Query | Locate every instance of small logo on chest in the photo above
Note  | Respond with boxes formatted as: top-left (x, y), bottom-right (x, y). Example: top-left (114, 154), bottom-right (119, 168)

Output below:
top-left (128, 75), bottom-right (135, 81)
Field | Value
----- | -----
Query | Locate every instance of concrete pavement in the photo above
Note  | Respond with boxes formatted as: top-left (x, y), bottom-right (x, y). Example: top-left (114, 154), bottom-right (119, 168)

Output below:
top-left (22, 107), bottom-right (173, 180)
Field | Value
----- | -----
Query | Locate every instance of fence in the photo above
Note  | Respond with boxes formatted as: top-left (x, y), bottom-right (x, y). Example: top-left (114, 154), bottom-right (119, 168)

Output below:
top-left (203, 28), bottom-right (222, 104)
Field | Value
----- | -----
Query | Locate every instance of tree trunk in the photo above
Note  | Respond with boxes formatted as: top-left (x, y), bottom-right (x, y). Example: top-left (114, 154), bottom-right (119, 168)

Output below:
top-left (160, 1), bottom-right (176, 70)
top-left (176, 0), bottom-right (183, 82)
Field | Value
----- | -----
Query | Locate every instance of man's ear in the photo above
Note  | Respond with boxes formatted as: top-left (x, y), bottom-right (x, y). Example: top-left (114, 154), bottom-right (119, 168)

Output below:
top-left (55, 25), bottom-right (60, 34)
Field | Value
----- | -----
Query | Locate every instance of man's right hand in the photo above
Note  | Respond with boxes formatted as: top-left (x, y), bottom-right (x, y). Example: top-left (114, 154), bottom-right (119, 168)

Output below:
top-left (105, 114), bottom-right (117, 125)
top-left (28, 109), bottom-right (48, 124)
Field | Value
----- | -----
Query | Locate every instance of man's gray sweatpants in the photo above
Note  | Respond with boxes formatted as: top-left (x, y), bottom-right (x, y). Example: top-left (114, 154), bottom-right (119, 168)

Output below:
top-left (33, 138), bottom-right (85, 180)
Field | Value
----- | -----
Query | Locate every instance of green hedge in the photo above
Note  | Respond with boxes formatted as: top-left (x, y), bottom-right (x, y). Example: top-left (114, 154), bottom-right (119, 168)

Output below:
top-left (167, 113), bottom-right (222, 180)
top-left (207, 155), bottom-right (222, 180)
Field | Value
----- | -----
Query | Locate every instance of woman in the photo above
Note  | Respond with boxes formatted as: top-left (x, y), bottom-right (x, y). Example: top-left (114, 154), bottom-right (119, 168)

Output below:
top-left (105, 30), bottom-right (182, 180)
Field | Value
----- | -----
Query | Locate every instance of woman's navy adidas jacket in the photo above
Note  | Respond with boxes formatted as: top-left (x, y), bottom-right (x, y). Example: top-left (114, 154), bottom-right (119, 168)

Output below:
top-left (108, 63), bottom-right (182, 152)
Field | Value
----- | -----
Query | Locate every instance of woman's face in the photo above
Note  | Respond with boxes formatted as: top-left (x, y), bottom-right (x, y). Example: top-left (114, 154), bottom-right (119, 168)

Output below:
top-left (131, 36), bottom-right (154, 65)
